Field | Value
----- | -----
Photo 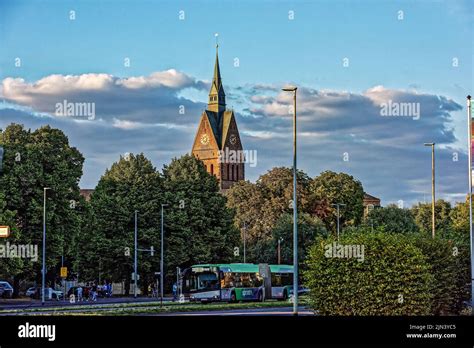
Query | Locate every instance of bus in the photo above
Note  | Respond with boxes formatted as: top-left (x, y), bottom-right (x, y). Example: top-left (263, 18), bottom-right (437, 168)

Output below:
top-left (181, 263), bottom-right (296, 303)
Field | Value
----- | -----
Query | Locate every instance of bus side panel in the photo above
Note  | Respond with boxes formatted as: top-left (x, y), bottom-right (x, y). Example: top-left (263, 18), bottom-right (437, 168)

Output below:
top-left (220, 288), bottom-right (232, 301)
top-left (235, 287), bottom-right (260, 301)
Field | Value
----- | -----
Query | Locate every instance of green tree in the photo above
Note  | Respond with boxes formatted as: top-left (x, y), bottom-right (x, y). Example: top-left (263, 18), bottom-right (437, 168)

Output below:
top-left (0, 124), bottom-right (84, 295)
top-left (162, 154), bottom-right (239, 289)
top-left (450, 196), bottom-right (470, 237)
top-left (412, 200), bottom-right (452, 236)
top-left (366, 204), bottom-right (419, 234)
top-left (246, 213), bottom-right (327, 264)
top-left (310, 171), bottom-right (364, 234)
top-left (81, 153), bottom-right (163, 295)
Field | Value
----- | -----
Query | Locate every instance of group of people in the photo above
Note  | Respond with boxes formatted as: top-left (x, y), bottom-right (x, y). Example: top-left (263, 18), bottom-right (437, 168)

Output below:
top-left (74, 282), bottom-right (113, 302)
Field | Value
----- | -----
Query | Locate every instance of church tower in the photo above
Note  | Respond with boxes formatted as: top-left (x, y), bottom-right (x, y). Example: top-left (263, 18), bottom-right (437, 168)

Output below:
top-left (192, 44), bottom-right (245, 190)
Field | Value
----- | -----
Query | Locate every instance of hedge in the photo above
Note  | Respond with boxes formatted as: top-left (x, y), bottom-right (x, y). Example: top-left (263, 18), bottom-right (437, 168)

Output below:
top-left (304, 232), bottom-right (434, 315)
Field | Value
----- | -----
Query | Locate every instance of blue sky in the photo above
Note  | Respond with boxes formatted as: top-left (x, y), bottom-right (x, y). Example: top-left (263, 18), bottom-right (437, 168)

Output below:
top-left (0, 0), bottom-right (473, 206)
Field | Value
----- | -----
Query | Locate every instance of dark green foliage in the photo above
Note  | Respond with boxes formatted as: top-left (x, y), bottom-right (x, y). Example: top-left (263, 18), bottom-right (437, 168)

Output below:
top-left (367, 204), bottom-right (419, 234)
top-left (304, 232), bottom-right (434, 315)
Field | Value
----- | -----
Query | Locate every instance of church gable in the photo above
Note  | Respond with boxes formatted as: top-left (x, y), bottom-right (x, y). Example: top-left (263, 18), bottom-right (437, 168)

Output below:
top-left (222, 111), bottom-right (243, 150)
top-left (192, 111), bottom-right (220, 154)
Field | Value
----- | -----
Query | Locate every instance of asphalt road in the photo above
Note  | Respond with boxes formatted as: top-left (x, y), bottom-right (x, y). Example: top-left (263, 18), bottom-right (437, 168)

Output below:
top-left (155, 306), bottom-right (314, 316)
top-left (0, 296), bottom-right (174, 310)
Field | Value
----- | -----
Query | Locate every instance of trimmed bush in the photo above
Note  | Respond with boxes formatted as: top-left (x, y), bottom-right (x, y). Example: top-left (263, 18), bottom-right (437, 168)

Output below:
top-left (412, 233), bottom-right (471, 315)
top-left (304, 232), bottom-right (434, 315)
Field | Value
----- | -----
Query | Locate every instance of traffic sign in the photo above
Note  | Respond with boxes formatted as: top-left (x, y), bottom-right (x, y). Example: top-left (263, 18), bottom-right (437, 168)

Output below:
top-left (0, 226), bottom-right (10, 238)
top-left (60, 267), bottom-right (68, 278)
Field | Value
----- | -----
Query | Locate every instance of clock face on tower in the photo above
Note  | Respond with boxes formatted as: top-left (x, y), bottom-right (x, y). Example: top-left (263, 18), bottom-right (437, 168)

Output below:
top-left (229, 134), bottom-right (237, 145)
top-left (200, 133), bottom-right (210, 145)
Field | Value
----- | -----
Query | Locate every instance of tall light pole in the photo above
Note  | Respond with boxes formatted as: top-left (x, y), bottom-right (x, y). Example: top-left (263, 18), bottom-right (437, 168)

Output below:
top-left (160, 204), bottom-right (168, 307)
top-left (277, 237), bottom-right (283, 265)
top-left (134, 210), bottom-right (138, 298)
top-left (332, 203), bottom-right (346, 240)
top-left (42, 187), bottom-right (50, 305)
top-left (424, 143), bottom-right (436, 239)
top-left (243, 222), bottom-right (246, 263)
top-left (466, 95), bottom-right (473, 310)
top-left (282, 86), bottom-right (298, 315)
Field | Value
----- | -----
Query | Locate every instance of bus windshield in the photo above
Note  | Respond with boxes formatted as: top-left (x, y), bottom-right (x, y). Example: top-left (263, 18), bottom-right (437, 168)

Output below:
top-left (186, 268), bottom-right (220, 292)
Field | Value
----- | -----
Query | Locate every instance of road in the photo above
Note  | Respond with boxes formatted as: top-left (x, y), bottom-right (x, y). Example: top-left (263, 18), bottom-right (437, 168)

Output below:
top-left (155, 306), bottom-right (313, 316)
top-left (0, 296), bottom-right (174, 310)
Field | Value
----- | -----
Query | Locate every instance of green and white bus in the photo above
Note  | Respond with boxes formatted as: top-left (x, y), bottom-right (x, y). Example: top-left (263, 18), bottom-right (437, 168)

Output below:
top-left (181, 263), bottom-right (295, 303)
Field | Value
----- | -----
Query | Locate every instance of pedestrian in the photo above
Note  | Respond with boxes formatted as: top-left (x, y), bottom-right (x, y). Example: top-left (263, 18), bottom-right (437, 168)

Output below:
top-left (108, 282), bottom-right (112, 297)
top-left (91, 283), bottom-right (97, 302)
top-left (77, 285), bottom-right (83, 302)
top-left (172, 282), bottom-right (177, 301)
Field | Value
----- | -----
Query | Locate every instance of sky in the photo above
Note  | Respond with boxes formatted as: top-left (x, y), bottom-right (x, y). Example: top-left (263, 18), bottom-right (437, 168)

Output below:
top-left (0, 0), bottom-right (473, 207)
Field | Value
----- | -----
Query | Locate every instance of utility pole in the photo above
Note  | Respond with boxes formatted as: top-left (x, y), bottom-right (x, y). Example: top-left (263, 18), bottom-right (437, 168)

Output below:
top-left (161, 204), bottom-right (168, 307)
top-left (42, 187), bottom-right (50, 305)
top-left (466, 95), bottom-right (473, 311)
top-left (424, 143), bottom-right (436, 239)
top-left (282, 86), bottom-right (298, 315)
top-left (134, 210), bottom-right (138, 298)
top-left (332, 203), bottom-right (346, 240)
top-left (243, 222), bottom-right (246, 263)
top-left (277, 238), bottom-right (283, 264)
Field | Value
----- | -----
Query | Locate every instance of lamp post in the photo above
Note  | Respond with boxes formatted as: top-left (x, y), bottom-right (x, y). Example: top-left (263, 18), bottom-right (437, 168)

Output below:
top-left (243, 222), bottom-right (246, 263)
top-left (332, 203), bottom-right (346, 240)
top-left (42, 187), bottom-right (50, 305)
top-left (277, 238), bottom-right (283, 265)
top-left (134, 210), bottom-right (138, 298)
top-left (160, 204), bottom-right (168, 307)
top-left (466, 95), bottom-right (473, 310)
top-left (424, 143), bottom-right (436, 239)
top-left (282, 86), bottom-right (298, 315)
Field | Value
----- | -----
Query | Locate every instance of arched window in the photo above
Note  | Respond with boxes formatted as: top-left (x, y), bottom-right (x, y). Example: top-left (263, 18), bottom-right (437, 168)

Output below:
top-left (210, 164), bottom-right (214, 175)
top-left (236, 165), bottom-right (239, 180)
top-left (233, 165), bottom-right (237, 181)
top-left (229, 164), bottom-right (233, 181)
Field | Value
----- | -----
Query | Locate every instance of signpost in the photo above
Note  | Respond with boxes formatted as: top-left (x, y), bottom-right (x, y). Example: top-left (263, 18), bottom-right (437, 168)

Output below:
top-left (0, 226), bottom-right (10, 238)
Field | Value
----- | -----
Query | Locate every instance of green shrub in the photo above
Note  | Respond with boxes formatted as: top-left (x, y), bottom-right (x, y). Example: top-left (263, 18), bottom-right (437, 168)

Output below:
top-left (419, 231), bottom-right (471, 314)
top-left (304, 232), bottom-right (434, 315)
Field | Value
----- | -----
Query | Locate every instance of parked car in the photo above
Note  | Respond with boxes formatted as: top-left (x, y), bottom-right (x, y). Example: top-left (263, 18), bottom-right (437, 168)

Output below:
top-left (0, 281), bottom-right (14, 298)
top-left (27, 287), bottom-right (63, 300)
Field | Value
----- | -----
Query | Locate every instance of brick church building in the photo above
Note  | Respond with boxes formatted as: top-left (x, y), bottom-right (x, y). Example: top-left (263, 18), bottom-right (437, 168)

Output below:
top-left (191, 45), bottom-right (244, 190)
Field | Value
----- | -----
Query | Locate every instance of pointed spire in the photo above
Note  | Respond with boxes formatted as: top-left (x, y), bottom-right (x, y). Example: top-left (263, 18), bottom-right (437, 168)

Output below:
top-left (213, 43), bottom-right (223, 92)
top-left (208, 36), bottom-right (226, 113)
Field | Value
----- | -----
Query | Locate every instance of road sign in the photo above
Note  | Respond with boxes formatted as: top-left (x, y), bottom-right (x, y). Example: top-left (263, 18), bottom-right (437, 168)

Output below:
top-left (60, 267), bottom-right (68, 278)
top-left (0, 226), bottom-right (10, 238)
top-left (132, 272), bottom-right (140, 281)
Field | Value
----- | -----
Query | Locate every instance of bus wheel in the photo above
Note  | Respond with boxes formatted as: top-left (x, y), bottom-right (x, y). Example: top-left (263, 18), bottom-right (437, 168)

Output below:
top-left (230, 292), bottom-right (236, 303)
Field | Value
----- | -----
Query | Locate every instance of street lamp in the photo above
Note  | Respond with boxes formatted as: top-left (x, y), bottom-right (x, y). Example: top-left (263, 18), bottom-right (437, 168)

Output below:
top-left (424, 142), bottom-right (436, 239)
top-left (134, 210), bottom-right (138, 298)
top-left (160, 204), bottom-right (168, 307)
top-left (277, 237), bottom-right (283, 265)
top-left (331, 203), bottom-right (346, 240)
top-left (242, 222), bottom-right (247, 263)
top-left (282, 86), bottom-right (298, 316)
top-left (42, 187), bottom-right (51, 305)
top-left (466, 95), bottom-right (473, 311)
